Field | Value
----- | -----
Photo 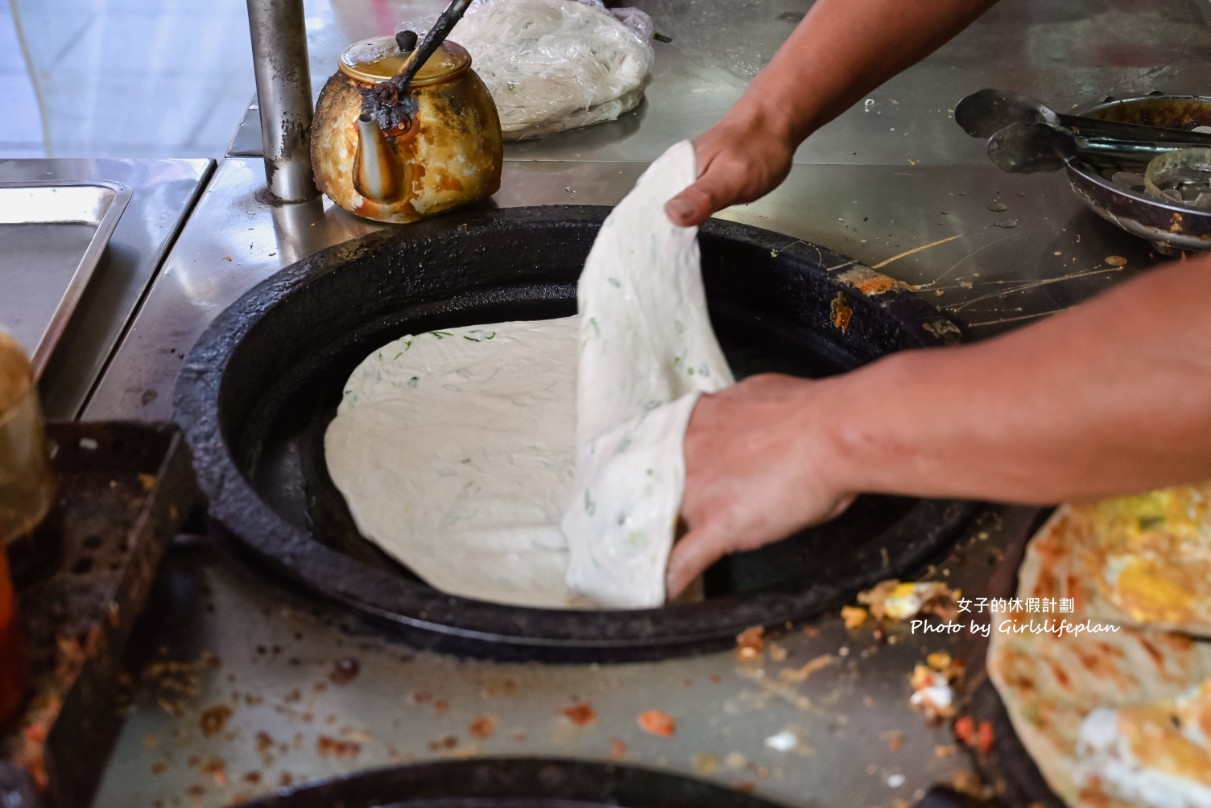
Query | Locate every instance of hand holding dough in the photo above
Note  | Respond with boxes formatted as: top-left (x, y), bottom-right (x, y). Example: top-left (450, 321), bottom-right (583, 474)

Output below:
top-left (562, 140), bottom-right (735, 608)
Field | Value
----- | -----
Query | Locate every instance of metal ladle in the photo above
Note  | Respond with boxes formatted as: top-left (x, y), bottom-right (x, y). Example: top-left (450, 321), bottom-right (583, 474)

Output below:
top-left (955, 88), bottom-right (1211, 173)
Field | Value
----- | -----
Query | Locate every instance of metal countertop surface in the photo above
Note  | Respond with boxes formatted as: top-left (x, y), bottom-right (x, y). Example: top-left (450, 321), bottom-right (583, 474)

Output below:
top-left (82, 0), bottom-right (1210, 805)
top-left (0, 158), bottom-right (211, 421)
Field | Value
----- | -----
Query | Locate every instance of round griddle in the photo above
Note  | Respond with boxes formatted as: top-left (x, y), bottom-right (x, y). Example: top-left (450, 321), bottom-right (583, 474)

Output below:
top-left (235, 758), bottom-right (786, 807)
top-left (173, 205), bottom-right (978, 662)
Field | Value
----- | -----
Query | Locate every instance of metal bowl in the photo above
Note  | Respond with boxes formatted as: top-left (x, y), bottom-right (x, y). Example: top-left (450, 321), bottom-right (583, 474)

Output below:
top-left (1065, 93), bottom-right (1211, 254)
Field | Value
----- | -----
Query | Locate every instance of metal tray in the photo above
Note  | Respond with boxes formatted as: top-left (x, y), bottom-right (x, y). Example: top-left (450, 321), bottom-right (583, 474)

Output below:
top-left (0, 181), bottom-right (131, 378)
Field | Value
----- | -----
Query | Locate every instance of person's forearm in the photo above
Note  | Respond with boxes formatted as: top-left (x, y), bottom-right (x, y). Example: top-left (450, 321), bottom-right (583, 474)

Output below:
top-left (734, 0), bottom-right (1001, 142)
top-left (815, 257), bottom-right (1211, 503)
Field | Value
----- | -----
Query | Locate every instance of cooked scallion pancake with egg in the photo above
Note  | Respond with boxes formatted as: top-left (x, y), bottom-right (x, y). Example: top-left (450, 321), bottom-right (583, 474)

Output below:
top-left (988, 488), bottom-right (1211, 807)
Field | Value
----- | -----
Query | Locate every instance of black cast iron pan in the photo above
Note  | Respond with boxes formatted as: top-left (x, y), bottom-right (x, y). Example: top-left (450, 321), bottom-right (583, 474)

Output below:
top-left (234, 757), bottom-right (787, 808)
top-left (173, 205), bottom-right (979, 662)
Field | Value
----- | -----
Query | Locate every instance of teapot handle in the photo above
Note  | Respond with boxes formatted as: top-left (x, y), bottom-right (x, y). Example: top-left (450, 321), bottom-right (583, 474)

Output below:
top-left (388, 0), bottom-right (474, 94)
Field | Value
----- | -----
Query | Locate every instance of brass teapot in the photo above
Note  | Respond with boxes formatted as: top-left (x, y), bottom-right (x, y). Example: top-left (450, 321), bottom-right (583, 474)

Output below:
top-left (312, 33), bottom-right (503, 224)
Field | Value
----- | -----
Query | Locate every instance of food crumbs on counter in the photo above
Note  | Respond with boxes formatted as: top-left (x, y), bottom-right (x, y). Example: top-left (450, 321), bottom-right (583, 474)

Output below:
top-left (198, 704), bottom-right (232, 738)
top-left (779, 654), bottom-right (836, 683)
top-left (934, 744), bottom-right (958, 758)
top-left (909, 652), bottom-right (964, 721)
top-left (946, 769), bottom-right (988, 798)
top-left (199, 757), bottom-right (227, 786)
top-left (859, 580), bottom-right (961, 622)
top-left (841, 605), bottom-right (869, 629)
top-left (255, 730), bottom-right (275, 754)
top-left (692, 751), bottom-right (719, 774)
top-left (953, 716), bottom-right (994, 757)
top-left (909, 666), bottom-right (955, 720)
top-left (763, 730), bottom-right (798, 752)
top-left (560, 701), bottom-right (596, 725)
top-left (1105, 255), bottom-right (1128, 267)
top-left (468, 715), bottom-right (496, 740)
top-left (608, 739), bottom-right (628, 760)
top-left (880, 730), bottom-right (904, 752)
top-left (926, 652), bottom-right (952, 670)
top-left (736, 626), bottom-right (766, 660)
top-left (316, 735), bottom-right (361, 758)
top-left (445, 744), bottom-right (482, 760)
top-left (638, 709), bottom-right (676, 737)
top-left (768, 643), bottom-right (788, 662)
top-left (328, 657), bottom-right (360, 684)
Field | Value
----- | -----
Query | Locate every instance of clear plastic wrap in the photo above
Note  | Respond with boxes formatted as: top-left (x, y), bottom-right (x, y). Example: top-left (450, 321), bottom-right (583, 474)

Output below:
top-left (402, 0), bottom-right (655, 140)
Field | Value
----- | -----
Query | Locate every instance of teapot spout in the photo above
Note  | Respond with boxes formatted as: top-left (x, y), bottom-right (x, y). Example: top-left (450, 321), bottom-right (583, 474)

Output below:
top-left (353, 114), bottom-right (407, 203)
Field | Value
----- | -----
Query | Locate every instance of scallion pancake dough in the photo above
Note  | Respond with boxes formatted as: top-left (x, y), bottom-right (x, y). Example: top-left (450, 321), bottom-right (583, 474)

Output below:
top-left (326, 140), bottom-right (731, 609)
top-left (324, 319), bottom-right (585, 608)
top-left (562, 139), bottom-right (734, 607)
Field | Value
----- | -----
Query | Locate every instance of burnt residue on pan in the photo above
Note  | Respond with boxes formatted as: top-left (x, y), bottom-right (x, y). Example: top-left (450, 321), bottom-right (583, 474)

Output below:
top-left (173, 206), bottom-right (981, 663)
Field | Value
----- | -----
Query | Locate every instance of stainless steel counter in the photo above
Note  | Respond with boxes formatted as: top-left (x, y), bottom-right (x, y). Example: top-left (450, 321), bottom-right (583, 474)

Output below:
top-left (0, 158), bottom-right (212, 420)
top-left (81, 0), bottom-right (1211, 805)
top-left (232, 0), bottom-right (1211, 167)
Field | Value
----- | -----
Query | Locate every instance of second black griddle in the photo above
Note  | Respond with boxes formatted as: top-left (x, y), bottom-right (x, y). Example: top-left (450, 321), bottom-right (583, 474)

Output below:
top-left (173, 205), bottom-right (981, 662)
top-left (234, 757), bottom-right (788, 808)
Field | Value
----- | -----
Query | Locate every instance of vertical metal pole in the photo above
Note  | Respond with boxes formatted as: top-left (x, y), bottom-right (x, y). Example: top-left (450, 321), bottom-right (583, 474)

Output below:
top-left (246, 0), bottom-right (319, 203)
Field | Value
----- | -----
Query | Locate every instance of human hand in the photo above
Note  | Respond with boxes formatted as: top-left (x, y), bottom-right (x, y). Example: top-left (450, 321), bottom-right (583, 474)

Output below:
top-left (664, 111), bottom-right (799, 228)
top-left (666, 373), bottom-right (856, 598)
